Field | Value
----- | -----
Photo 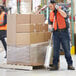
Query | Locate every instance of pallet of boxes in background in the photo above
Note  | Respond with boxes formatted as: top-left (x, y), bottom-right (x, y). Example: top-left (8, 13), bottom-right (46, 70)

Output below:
top-left (7, 14), bottom-right (52, 66)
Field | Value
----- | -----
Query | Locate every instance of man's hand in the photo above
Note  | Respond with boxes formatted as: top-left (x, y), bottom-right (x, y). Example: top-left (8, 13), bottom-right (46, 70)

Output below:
top-left (55, 5), bottom-right (67, 18)
top-left (49, 25), bottom-right (54, 32)
top-left (49, 25), bottom-right (52, 30)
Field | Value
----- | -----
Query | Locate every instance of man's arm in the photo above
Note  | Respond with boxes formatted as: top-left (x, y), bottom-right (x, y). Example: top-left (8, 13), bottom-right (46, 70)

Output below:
top-left (55, 5), bottom-right (67, 18)
top-left (48, 18), bottom-right (54, 31)
top-left (58, 8), bottom-right (67, 18)
top-left (3, 14), bottom-right (7, 25)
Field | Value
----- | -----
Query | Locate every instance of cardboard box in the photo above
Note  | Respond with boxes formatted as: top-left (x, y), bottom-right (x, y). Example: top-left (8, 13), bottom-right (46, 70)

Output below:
top-left (32, 24), bottom-right (39, 32)
top-left (44, 24), bottom-right (48, 32)
top-left (7, 14), bottom-right (16, 45)
top-left (8, 32), bottom-right (45, 46)
top-left (31, 14), bottom-right (45, 24)
top-left (39, 24), bottom-right (44, 32)
top-left (7, 42), bottom-right (51, 66)
top-left (7, 14), bottom-right (31, 25)
top-left (44, 32), bottom-right (51, 41)
top-left (16, 24), bottom-right (39, 33)
top-left (39, 24), bottom-right (48, 32)
top-left (16, 14), bottom-right (31, 24)
top-left (16, 33), bottom-right (30, 45)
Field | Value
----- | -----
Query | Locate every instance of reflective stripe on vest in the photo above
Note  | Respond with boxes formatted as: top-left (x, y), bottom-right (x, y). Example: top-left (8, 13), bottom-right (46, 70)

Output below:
top-left (50, 11), bottom-right (66, 30)
top-left (0, 12), bottom-right (7, 30)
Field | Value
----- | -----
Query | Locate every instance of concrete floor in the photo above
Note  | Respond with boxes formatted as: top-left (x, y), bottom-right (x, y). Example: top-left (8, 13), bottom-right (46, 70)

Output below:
top-left (0, 51), bottom-right (76, 76)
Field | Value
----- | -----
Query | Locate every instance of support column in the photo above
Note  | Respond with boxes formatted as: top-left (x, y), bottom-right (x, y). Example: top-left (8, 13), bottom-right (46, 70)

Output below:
top-left (70, 0), bottom-right (75, 55)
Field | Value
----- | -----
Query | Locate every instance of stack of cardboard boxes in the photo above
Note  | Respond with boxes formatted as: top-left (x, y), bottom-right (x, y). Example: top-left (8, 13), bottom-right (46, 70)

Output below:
top-left (7, 14), bottom-right (50, 46)
top-left (7, 14), bottom-right (51, 66)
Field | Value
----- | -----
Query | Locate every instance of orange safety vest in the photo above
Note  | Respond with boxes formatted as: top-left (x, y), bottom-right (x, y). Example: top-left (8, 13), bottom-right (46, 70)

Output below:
top-left (50, 10), bottom-right (66, 30)
top-left (0, 12), bottom-right (7, 30)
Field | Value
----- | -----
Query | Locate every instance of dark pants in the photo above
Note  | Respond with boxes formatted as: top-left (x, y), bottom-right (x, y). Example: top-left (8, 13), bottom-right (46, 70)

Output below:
top-left (53, 29), bottom-right (73, 67)
top-left (1, 38), bottom-right (7, 54)
top-left (0, 30), bottom-right (7, 54)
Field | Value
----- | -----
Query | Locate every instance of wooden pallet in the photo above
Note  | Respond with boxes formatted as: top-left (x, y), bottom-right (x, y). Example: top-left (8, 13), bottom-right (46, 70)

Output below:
top-left (0, 63), bottom-right (45, 70)
top-left (0, 63), bottom-right (33, 71)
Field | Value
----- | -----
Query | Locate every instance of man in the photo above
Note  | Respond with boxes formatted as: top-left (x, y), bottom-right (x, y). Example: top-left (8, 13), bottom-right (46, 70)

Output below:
top-left (48, 0), bottom-right (75, 70)
top-left (0, 5), bottom-right (7, 58)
